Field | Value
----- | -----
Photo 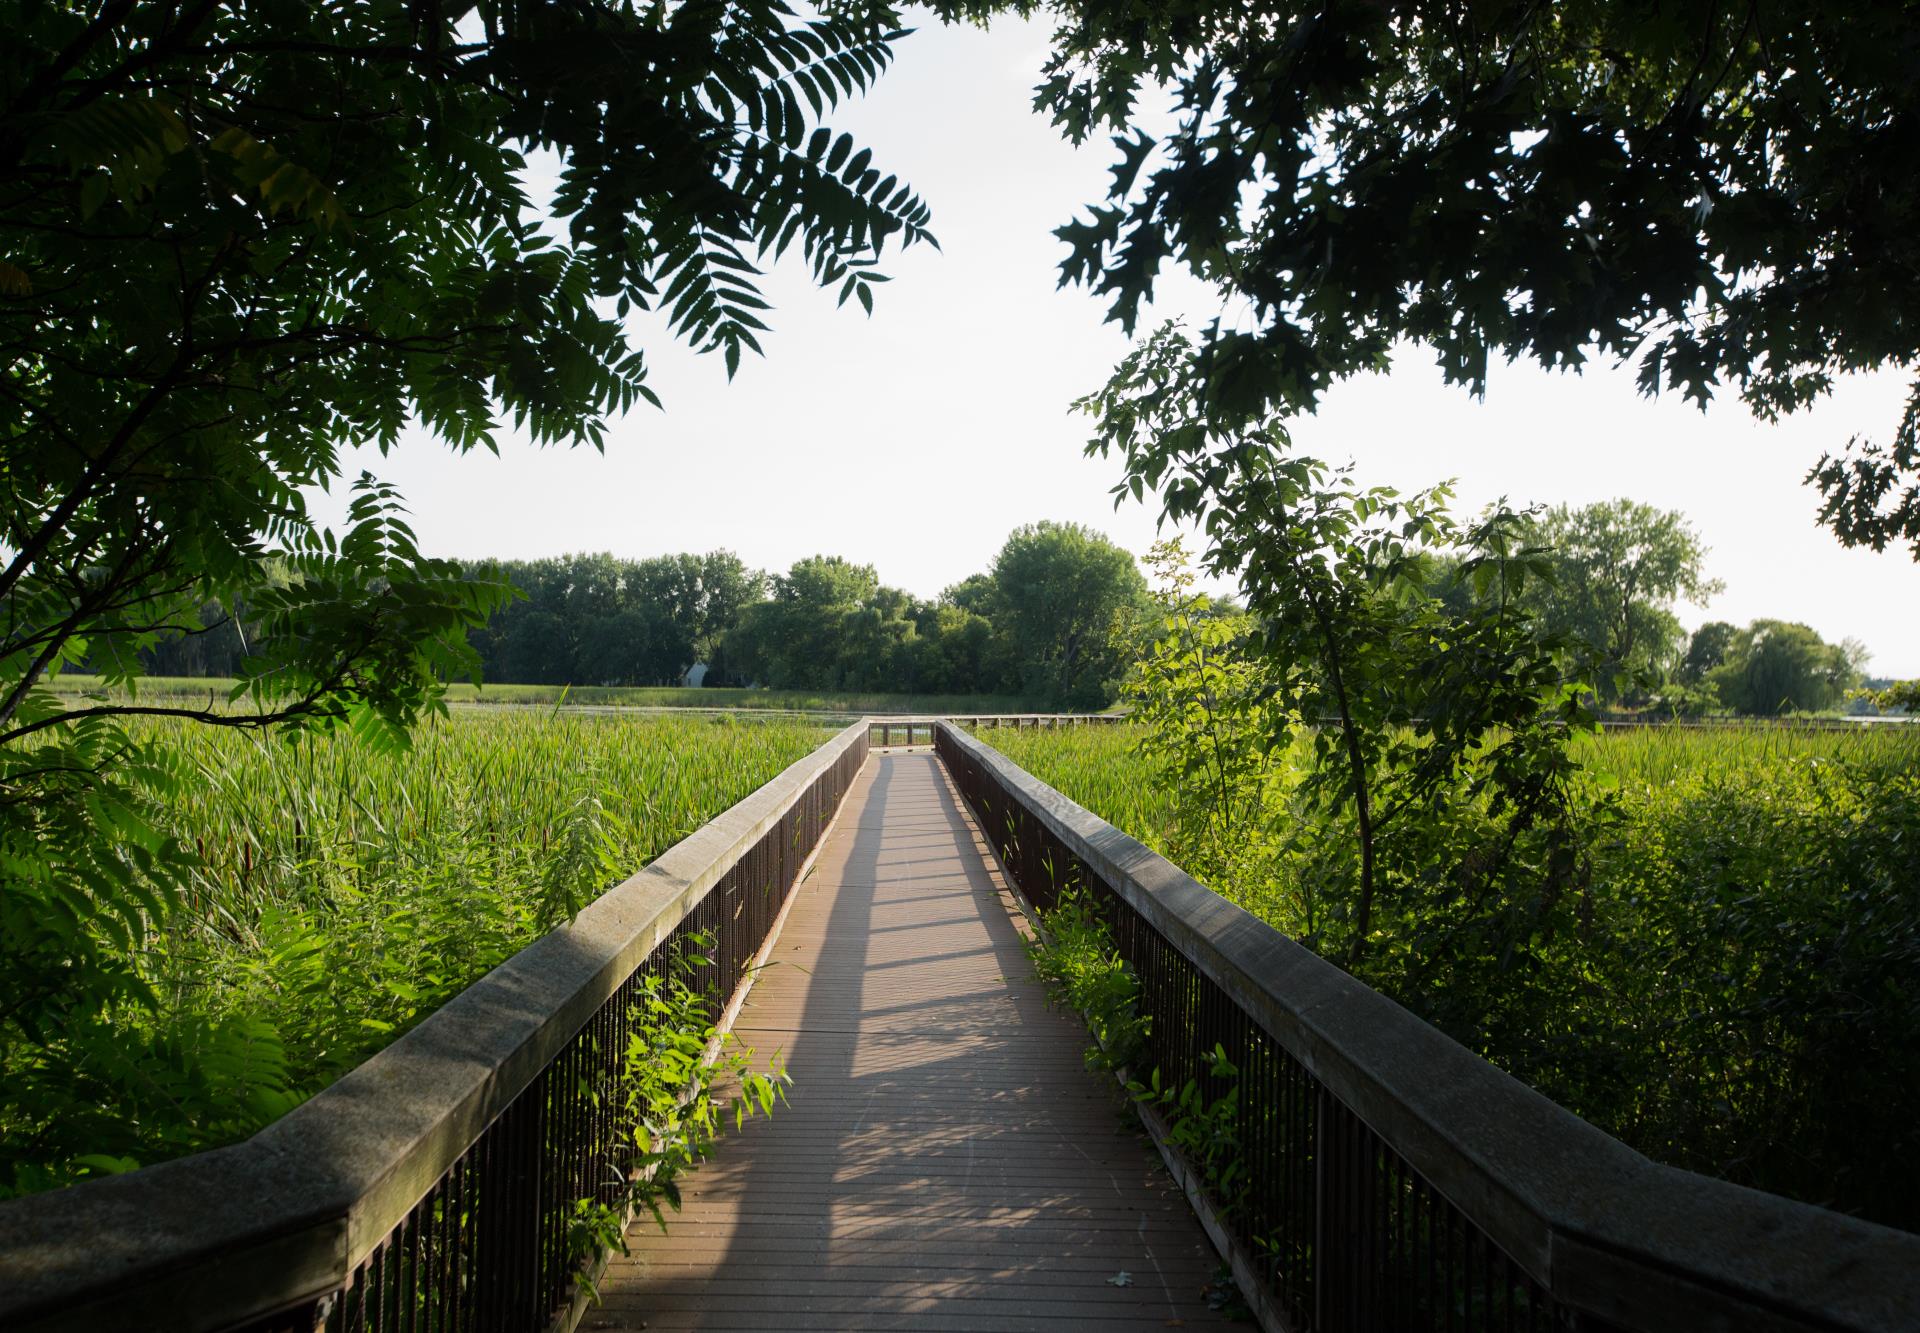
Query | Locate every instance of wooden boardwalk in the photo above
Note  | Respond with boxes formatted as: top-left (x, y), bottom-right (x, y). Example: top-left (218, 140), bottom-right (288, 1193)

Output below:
top-left (592, 750), bottom-right (1238, 1331)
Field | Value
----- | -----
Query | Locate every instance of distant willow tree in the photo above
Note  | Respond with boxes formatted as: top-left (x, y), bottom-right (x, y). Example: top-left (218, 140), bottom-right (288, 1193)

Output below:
top-left (718, 554), bottom-right (946, 692)
top-left (1523, 500), bottom-right (1722, 701)
top-left (704, 529), bottom-right (1147, 705)
top-left (469, 551), bottom-right (765, 686)
top-left (1681, 622), bottom-right (1743, 687)
top-left (718, 555), bottom-right (985, 694)
top-left (1707, 621), bottom-right (1865, 716)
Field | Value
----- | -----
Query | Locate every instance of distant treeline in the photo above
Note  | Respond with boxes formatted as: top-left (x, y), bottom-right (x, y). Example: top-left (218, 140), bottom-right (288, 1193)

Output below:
top-left (135, 521), bottom-right (1156, 708)
top-left (458, 522), bottom-right (1150, 707)
top-left (137, 499), bottom-right (1887, 716)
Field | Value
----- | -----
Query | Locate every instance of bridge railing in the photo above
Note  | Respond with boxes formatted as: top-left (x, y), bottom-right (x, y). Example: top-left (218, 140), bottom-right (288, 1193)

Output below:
top-left (0, 722), bottom-right (870, 1333)
top-left (866, 712), bottom-right (1124, 747)
top-left (934, 720), bottom-right (1919, 1333)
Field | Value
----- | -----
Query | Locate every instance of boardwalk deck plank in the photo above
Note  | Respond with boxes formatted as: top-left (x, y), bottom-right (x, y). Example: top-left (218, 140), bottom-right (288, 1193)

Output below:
top-left (593, 752), bottom-right (1239, 1331)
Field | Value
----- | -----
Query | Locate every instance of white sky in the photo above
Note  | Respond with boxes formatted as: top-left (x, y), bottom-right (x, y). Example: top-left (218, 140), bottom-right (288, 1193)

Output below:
top-left (315, 12), bottom-right (1919, 676)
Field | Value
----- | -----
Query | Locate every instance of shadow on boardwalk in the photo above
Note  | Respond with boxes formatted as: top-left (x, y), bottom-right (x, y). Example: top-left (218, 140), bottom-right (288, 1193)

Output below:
top-left (591, 751), bottom-right (1239, 1331)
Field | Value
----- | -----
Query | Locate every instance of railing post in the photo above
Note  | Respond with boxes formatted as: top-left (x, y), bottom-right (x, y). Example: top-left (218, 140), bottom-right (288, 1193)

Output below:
top-left (1313, 1083), bottom-right (1329, 1331)
top-left (471, 1090), bottom-right (546, 1331)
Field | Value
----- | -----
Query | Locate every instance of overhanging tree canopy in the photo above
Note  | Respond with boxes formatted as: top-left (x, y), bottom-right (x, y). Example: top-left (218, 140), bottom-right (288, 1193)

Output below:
top-left (0, 0), bottom-right (928, 1065)
top-left (1, 0), bottom-right (930, 743)
top-left (938, 0), bottom-right (1919, 551)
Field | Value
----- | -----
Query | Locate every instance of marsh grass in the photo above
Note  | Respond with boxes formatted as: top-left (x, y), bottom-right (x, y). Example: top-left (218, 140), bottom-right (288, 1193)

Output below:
top-left (1, 712), bottom-right (828, 1195)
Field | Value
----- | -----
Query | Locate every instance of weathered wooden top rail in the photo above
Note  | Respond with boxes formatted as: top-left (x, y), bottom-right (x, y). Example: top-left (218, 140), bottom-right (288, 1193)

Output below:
top-left (869, 711), bottom-right (1127, 726)
top-left (866, 713), bottom-right (1125, 745)
top-left (934, 720), bottom-right (1920, 1333)
top-left (0, 722), bottom-right (870, 1333)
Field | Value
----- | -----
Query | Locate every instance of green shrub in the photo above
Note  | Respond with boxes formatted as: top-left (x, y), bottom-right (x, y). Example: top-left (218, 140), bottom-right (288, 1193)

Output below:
top-left (567, 936), bottom-right (787, 1300)
top-left (990, 723), bottom-right (1920, 1230)
top-left (1024, 885), bottom-right (1148, 1071)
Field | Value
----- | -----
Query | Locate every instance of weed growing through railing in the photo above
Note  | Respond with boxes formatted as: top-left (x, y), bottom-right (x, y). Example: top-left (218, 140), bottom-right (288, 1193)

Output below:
top-left (1024, 885), bottom-right (1148, 1071)
top-left (566, 935), bottom-right (789, 1303)
top-left (1131, 1048), bottom-right (1248, 1217)
top-left (1024, 887), bottom-right (1253, 1225)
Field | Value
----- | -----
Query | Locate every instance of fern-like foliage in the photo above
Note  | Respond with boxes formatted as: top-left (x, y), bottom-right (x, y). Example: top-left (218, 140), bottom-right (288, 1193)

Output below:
top-left (0, 0), bottom-right (925, 1182)
top-left (511, 0), bottom-right (933, 377)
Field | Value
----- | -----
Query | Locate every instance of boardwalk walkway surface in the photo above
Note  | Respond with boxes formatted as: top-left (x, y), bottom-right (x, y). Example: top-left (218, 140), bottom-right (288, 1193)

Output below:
top-left (592, 750), bottom-right (1238, 1331)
